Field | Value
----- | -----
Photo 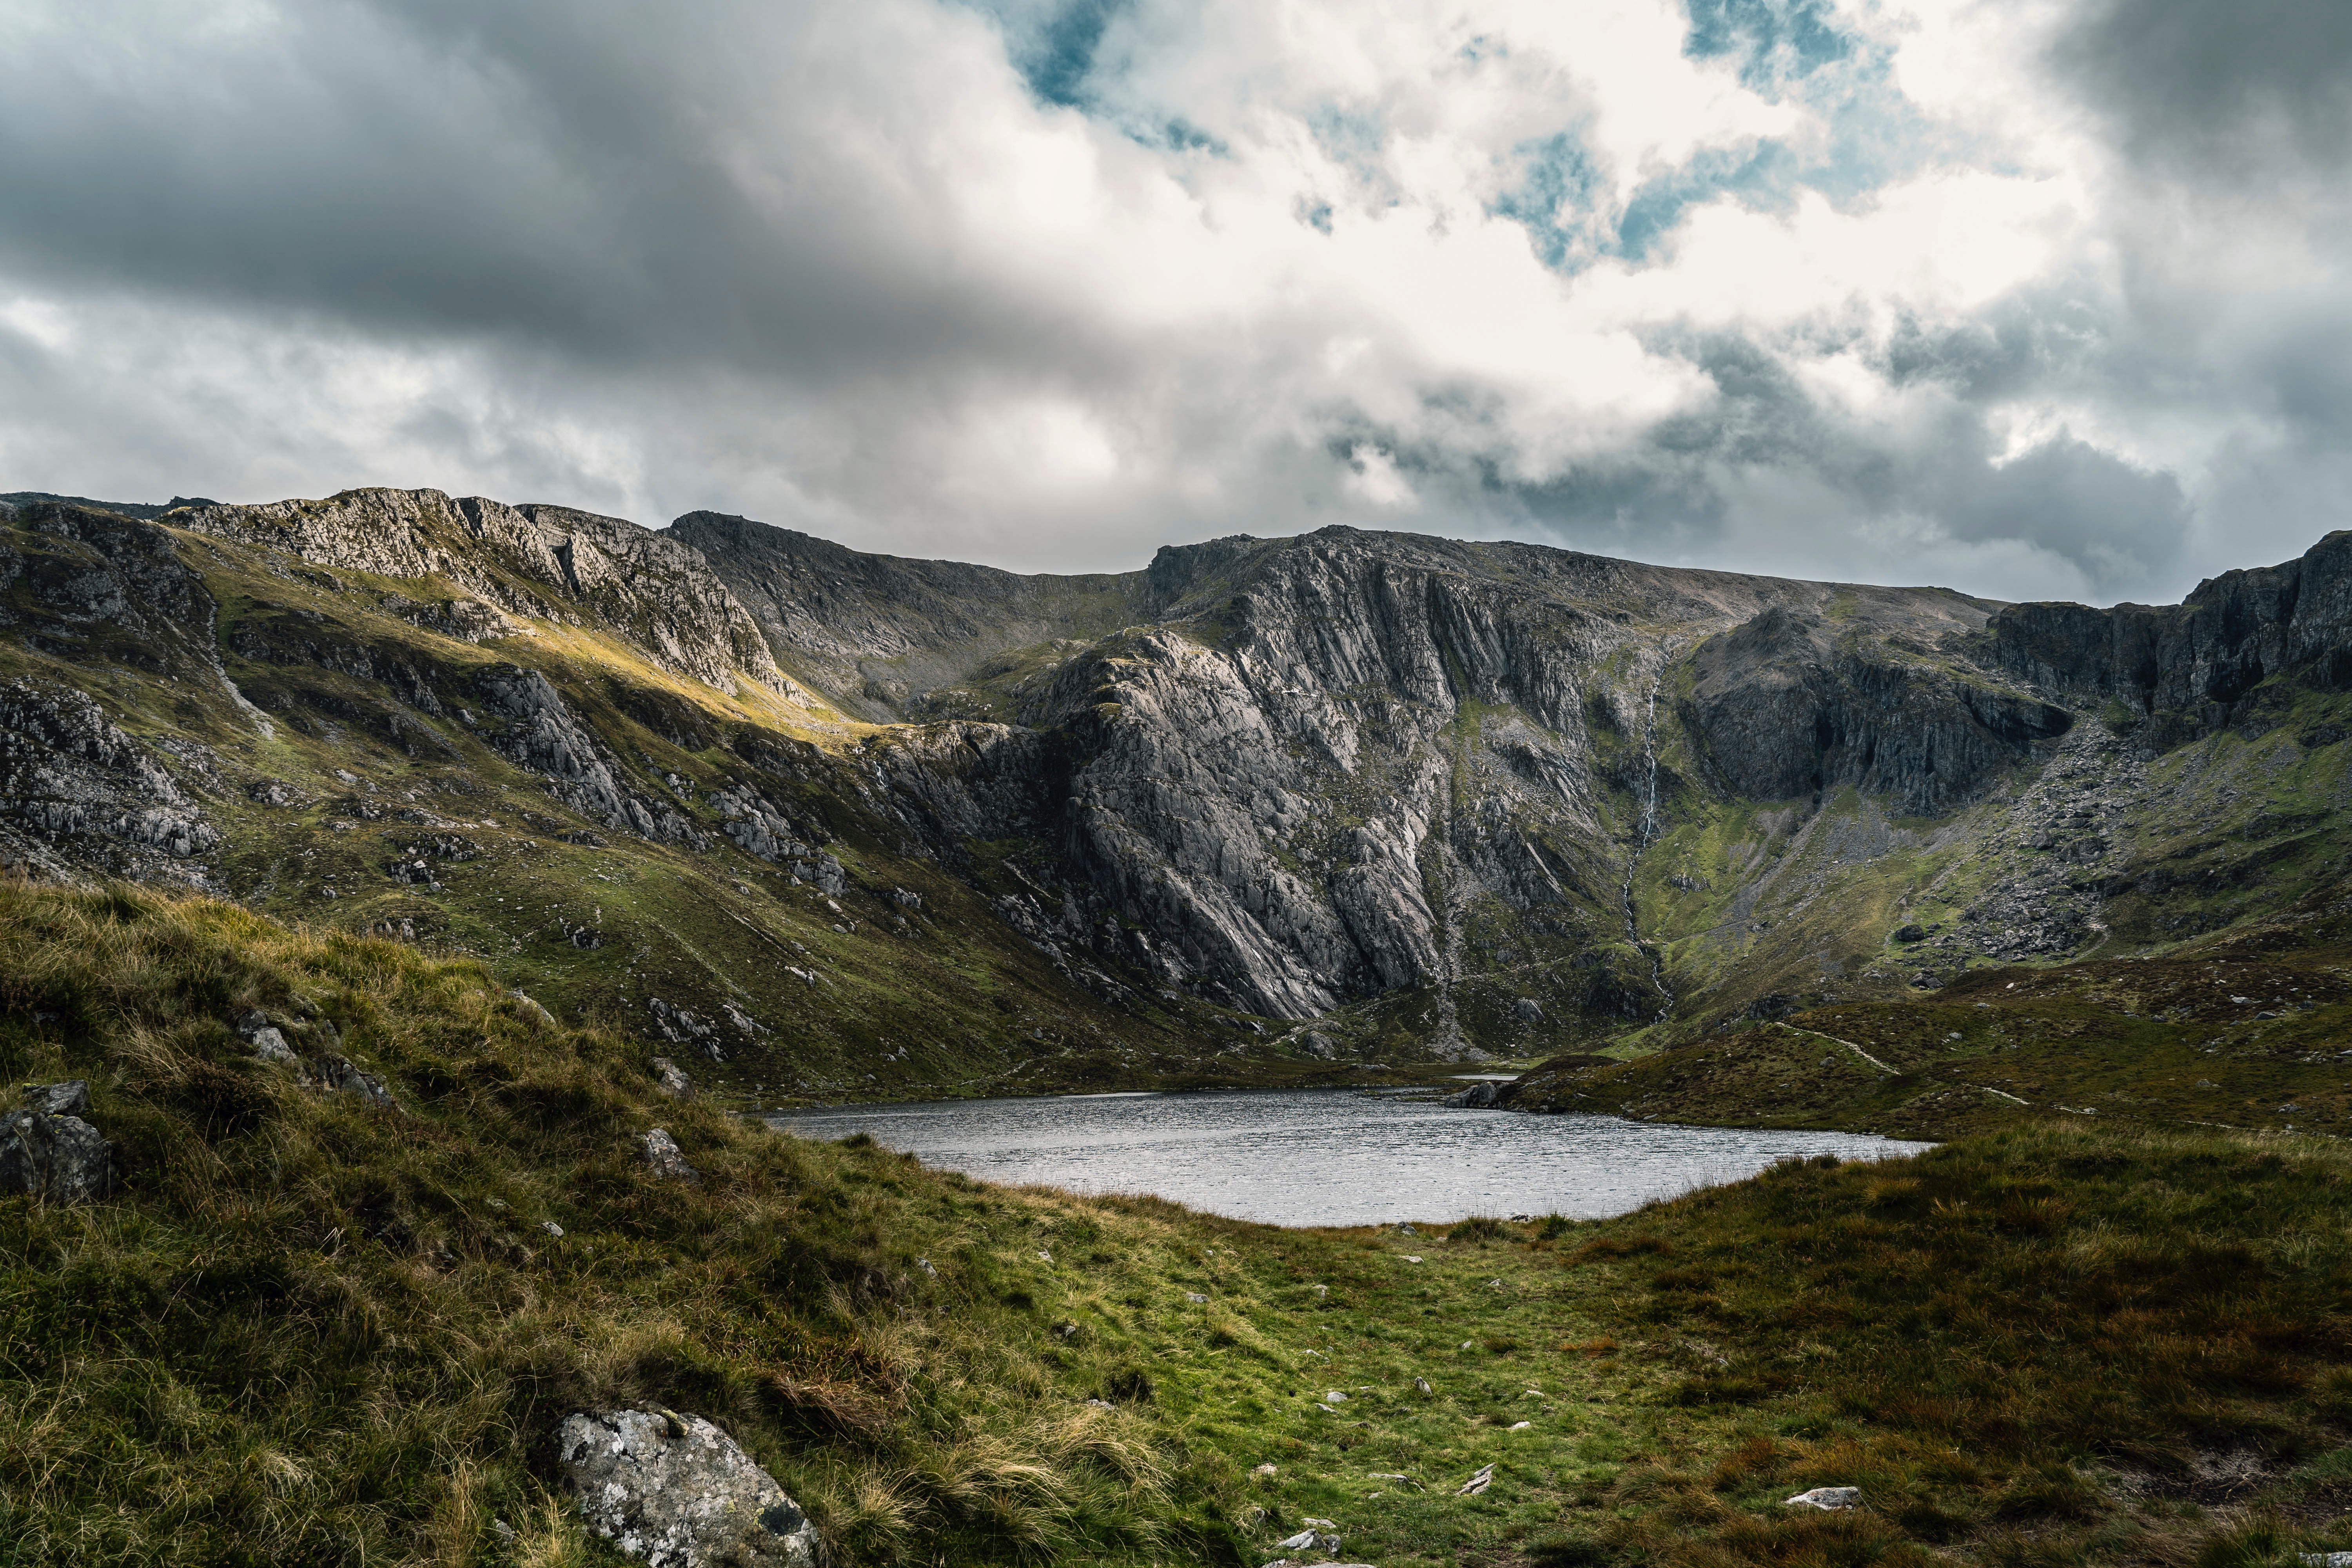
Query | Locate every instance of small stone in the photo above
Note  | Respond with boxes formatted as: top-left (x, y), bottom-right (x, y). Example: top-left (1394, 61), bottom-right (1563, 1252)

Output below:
top-left (651, 1057), bottom-right (694, 1099)
top-left (1186, 1291), bottom-right (1207, 1303)
top-left (642, 1128), bottom-right (701, 1185)
top-left (1460, 1340), bottom-right (1475, 1352)
top-left (1508, 1421), bottom-right (1532, 1430)
top-left (1253, 1463), bottom-right (1278, 1476)
top-left (1323, 1390), bottom-right (1347, 1403)
top-left (248, 1026), bottom-right (299, 1065)
top-left (915, 1257), bottom-right (937, 1278)
top-left (1785, 1486), bottom-right (1862, 1511)
top-left (542, 1220), bottom-right (564, 1238)
top-left (1414, 1377), bottom-right (1433, 1396)
top-left (314, 1054), bottom-right (397, 1111)
top-left (1458, 1462), bottom-right (1496, 1495)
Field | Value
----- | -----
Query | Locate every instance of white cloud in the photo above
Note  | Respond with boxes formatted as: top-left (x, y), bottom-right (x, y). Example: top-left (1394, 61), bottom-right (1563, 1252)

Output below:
top-left (0, 0), bottom-right (2345, 600)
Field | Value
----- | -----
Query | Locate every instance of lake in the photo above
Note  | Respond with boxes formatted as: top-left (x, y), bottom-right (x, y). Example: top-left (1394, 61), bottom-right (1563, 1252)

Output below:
top-left (767, 1089), bottom-right (1932, 1227)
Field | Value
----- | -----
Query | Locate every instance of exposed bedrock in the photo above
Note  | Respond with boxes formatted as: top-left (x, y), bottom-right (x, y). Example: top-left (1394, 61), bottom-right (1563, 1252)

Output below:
top-left (1987, 530), bottom-right (2352, 736)
top-left (1692, 606), bottom-right (2073, 814)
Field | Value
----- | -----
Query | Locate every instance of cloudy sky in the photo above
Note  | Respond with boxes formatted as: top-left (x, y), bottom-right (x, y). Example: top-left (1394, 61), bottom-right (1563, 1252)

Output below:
top-left (2, 0), bottom-right (2348, 603)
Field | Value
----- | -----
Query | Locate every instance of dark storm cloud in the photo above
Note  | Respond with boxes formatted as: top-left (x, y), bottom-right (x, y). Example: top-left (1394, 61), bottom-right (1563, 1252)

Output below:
top-left (2053, 0), bottom-right (2352, 169)
top-left (0, 0), bottom-right (1092, 381)
top-left (0, 0), bottom-right (2347, 602)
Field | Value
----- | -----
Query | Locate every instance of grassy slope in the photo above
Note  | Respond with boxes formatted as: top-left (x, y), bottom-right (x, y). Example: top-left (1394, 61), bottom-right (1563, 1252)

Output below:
top-left (7, 881), bottom-right (2352, 1568)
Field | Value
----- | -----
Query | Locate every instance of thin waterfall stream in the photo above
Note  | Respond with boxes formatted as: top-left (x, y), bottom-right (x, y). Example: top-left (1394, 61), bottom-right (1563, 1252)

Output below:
top-left (1618, 675), bottom-right (1673, 1023)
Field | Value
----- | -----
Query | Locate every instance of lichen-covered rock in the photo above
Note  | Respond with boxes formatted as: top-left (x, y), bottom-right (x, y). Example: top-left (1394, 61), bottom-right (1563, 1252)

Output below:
top-left (556, 1407), bottom-right (818, 1567)
top-left (0, 1081), bottom-right (119, 1203)
top-left (650, 1057), bottom-right (694, 1099)
top-left (312, 1054), bottom-right (399, 1111)
top-left (642, 1129), bottom-right (701, 1184)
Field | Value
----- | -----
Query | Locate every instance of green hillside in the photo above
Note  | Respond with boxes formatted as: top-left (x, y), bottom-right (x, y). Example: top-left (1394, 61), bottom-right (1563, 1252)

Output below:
top-left (5, 880), bottom-right (2351, 1566)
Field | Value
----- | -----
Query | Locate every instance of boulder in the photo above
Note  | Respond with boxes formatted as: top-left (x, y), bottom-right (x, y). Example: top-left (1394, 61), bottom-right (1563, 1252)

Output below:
top-left (643, 1128), bottom-right (701, 1184)
top-left (557, 1407), bottom-right (819, 1568)
top-left (651, 1057), bottom-right (694, 1099)
top-left (0, 1080), bottom-right (119, 1203)
top-left (1442, 1080), bottom-right (1503, 1109)
top-left (1785, 1486), bottom-right (1862, 1511)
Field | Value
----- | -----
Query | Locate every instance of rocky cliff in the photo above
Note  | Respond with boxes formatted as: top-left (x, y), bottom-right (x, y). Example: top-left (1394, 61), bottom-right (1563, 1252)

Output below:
top-left (5, 484), bottom-right (2350, 1087)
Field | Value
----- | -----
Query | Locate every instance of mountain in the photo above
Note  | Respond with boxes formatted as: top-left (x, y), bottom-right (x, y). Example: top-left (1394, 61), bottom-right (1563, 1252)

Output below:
top-left (5, 485), bottom-right (2351, 1096)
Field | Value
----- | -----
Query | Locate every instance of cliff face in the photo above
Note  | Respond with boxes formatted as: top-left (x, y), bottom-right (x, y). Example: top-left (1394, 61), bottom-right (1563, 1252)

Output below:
top-left (1987, 532), bottom-right (2352, 739)
top-left (748, 524), bottom-right (2044, 1032)
top-left (7, 484), bottom-right (2352, 1079)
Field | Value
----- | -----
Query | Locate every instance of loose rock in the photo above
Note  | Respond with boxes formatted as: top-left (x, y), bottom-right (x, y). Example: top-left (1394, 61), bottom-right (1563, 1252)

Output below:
top-left (1785, 1486), bottom-right (1862, 1511)
top-left (556, 1406), bottom-right (819, 1567)
top-left (1458, 1462), bottom-right (1496, 1495)
top-left (651, 1057), bottom-right (694, 1099)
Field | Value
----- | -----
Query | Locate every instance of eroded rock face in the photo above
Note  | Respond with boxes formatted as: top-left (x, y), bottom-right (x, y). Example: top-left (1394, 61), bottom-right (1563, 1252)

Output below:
top-left (178, 488), bottom-right (786, 697)
top-left (475, 665), bottom-right (706, 847)
top-left (0, 679), bottom-right (221, 883)
top-left (555, 1407), bottom-right (819, 1568)
top-left (1987, 529), bottom-right (2352, 741)
top-left (1690, 606), bottom-right (2071, 813)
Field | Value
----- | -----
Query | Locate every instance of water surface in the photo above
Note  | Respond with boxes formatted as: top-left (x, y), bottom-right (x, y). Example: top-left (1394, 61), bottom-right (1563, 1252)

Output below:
top-left (769, 1090), bottom-right (1930, 1227)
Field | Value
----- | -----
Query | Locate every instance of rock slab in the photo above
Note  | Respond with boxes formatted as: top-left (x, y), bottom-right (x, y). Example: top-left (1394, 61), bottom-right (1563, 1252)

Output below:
top-left (557, 1407), bottom-right (819, 1568)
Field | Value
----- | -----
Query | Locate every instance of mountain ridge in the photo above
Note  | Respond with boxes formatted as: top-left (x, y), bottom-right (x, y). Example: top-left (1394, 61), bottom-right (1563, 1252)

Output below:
top-left (5, 483), bottom-right (2351, 1095)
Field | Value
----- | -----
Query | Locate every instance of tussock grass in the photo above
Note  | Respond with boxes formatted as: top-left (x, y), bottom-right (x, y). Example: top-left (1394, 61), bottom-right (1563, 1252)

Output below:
top-left (0, 880), bottom-right (1231, 1565)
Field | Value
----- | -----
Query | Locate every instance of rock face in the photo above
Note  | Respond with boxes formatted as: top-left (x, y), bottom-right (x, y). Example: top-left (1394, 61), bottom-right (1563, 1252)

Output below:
top-left (556, 1407), bottom-right (820, 1567)
top-left (1691, 606), bottom-right (2071, 813)
top-left (823, 525), bottom-right (2013, 1024)
top-left (0, 679), bottom-right (221, 882)
top-left (1987, 530), bottom-right (2352, 743)
top-left (0, 1081), bottom-right (119, 1203)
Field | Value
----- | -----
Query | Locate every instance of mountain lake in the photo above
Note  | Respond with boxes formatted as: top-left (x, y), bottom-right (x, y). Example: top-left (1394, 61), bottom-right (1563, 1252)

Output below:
top-left (768, 1089), bottom-right (1933, 1227)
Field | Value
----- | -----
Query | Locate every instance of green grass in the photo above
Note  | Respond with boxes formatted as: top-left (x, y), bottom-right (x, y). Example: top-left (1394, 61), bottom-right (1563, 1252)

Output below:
top-left (7, 880), bottom-right (2352, 1566)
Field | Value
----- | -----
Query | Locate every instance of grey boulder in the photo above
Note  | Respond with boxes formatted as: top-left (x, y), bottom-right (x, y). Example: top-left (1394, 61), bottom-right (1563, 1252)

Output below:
top-left (643, 1128), bottom-right (701, 1184)
top-left (0, 1080), bottom-right (119, 1203)
top-left (557, 1407), bottom-right (819, 1567)
top-left (1442, 1080), bottom-right (1503, 1109)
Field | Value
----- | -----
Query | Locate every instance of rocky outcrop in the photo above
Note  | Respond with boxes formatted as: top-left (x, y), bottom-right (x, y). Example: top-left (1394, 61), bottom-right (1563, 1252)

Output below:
top-left (0, 679), bottom-right (220, 882)
top-left (177, 488), bottom-right (788, 697)
top-left (556, 1407), bottom-right (818, 1566)
top-left (1691, 606), bottom-right (2071, 812)
top-left (475, 665), bottom-right (706, 846)
top-left (1987, 530), bottom-right (2352, 742)
top-left (0, 1081), bottom-right (119, 1203)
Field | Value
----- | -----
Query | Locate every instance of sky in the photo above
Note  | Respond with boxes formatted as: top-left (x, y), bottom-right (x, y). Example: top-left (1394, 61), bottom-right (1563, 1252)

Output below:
top-left (1, 0), bottom-right (2348, 604)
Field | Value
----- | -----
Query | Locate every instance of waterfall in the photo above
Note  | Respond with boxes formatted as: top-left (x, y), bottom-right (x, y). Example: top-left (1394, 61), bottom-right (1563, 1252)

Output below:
top-left (1618, 675), bottom-right (1673, 1024)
